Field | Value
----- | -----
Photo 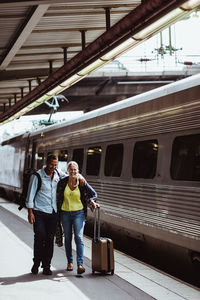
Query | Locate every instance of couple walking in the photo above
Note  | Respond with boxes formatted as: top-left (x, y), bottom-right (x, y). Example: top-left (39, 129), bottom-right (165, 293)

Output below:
top-left (26, 154), bottom-right (99, 275)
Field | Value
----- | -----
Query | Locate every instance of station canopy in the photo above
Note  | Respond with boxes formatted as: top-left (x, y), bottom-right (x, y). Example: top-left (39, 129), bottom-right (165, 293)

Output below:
top-left (0, 0), bottom-right (199, 124)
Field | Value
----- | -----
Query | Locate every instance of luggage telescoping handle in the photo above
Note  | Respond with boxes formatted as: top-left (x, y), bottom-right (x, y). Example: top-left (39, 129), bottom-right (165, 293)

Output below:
top-left (94, 207), bottom-right (100, 242)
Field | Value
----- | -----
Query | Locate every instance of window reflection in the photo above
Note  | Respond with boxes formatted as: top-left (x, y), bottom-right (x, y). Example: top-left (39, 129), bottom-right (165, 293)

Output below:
top-left (58, 150), bottom-right (68, 173)
top-left (171, 134), bottom-right (200, 181)
top-left (104, 143), bottom-right (123, 177)
top-left (36, 152), bottom-right (44, 169)
top-left (132, 140), bottom-right (158, 179)
top-left (86, 146), bottom-right (102, 176)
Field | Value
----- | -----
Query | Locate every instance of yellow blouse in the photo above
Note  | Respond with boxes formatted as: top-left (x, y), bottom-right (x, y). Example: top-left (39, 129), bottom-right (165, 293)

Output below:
top-left (61, 184), bottom-right (83, 211)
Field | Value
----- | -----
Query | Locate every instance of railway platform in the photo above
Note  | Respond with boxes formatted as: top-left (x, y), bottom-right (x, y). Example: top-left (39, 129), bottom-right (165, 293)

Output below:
top-left (0, 198), bottom-right (200, 300)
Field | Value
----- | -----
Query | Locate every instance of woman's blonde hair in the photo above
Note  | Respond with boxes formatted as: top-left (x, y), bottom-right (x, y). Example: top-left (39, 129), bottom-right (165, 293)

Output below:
top-left (67, 161), bottom-right (79, 171)
top-left (67, 161), bottom-right (79, 186)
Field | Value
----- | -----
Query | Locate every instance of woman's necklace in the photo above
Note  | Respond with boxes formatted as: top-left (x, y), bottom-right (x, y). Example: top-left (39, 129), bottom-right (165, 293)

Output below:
top-left (68, 182), bottom-right (76, 197)
top-left (68, 178), bottom-right (78, 189)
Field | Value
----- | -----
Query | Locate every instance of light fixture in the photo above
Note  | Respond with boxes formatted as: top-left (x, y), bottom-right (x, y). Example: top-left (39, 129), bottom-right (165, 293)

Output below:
top-left (77, 59), bottom-right (108, 76)
top-left (100, 38), bottom-right (139, 61)
top-left (181, 0), bottom-right (200, 10)
top-left (60, 74), bottom-right (83, 88)
top-left (34, 94), bottom-right (49, 105)
top-left (46, 85), bottom-right (64, 97)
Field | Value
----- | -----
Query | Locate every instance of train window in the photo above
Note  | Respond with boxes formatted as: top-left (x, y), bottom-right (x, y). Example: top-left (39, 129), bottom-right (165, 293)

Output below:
top-left (58, 150), bottom-right (68, 173)
top-left (132, 140), bottom-right (158, 179)
top-left (170, 134), bottom-right (200, 181)
top-left (72, 148), bottom-right (84, 173)
top-left (86, 146), bottom-right (102, 176)
top-left (36, 152), bottom-right (44, 169)
top-left (104, 143), bottom-right (123, 177)
top-left (58, 150), bottom-right (68, 161)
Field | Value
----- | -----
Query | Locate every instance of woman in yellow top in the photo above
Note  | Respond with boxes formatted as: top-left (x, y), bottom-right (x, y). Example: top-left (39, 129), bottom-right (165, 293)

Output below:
top-left (57, 161), bottom-right (99, 274)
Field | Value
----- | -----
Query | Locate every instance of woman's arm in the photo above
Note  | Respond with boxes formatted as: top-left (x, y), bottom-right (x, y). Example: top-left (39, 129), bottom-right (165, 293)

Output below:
top-left (85, 183), bottom-right (99, 209)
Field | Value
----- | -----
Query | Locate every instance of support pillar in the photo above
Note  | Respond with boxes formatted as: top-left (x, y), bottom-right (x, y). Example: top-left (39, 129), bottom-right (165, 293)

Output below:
top-left (20, 87), bottom-right (24, 99)
top-left (63, 47), bottom-right (67, 64)
top-left (104, 7), bottom-right (111, 31)
top-left (14, 93), bottom-right (17, 104)
top-left (28, 80), bottom-right (32, 92)
top-left (80, 30), bottom-right (86, 50)
top-left (49, 60), bottom-right (53, 75)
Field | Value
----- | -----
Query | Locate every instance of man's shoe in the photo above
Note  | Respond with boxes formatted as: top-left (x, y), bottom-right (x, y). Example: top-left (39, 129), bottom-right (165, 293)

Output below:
top-left (43, 268), bottom-right (52, 275)
top-left (31, 264), bottom-right (39, 275)
top-left (77, 265), bottom-right (85, 275)
top-left (67, 263), bottom-right (73, 271)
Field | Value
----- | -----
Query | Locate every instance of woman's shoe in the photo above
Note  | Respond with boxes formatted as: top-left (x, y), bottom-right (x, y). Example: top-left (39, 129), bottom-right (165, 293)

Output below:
top-left (77, 265), bottom-right (85, 274)
top-left (67, 263), bottom-right (73, 271)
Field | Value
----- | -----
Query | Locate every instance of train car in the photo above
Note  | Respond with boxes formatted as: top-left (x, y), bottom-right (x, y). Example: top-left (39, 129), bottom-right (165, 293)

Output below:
top-left (0, 73), bottom-right (200, 282)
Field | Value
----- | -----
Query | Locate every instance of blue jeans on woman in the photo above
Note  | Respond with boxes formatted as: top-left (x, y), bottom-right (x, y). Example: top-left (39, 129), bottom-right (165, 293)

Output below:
top-left (61, 209), bottom-right (85, 266)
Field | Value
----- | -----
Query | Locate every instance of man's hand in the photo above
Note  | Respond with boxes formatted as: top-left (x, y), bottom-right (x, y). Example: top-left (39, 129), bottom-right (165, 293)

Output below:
top-left (28, 209), bottom-right (35, 224)
top-left (78, 174), bottom-right (87, 186)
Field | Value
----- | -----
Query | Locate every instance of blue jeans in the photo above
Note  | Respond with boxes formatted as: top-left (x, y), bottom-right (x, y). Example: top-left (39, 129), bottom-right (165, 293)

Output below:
top-left (33, 210), bottom-right (58, 268)
top-left (61, 209), bottom-right (85, 266)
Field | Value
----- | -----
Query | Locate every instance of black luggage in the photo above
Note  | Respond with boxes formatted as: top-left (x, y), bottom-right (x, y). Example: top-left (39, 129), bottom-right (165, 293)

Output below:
top-left (92, 207), bottom-right (114, 275)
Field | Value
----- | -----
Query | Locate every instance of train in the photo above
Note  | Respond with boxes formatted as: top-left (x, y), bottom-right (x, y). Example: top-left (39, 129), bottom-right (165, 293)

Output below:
top-left (0, 73), bottom-right (200, 284)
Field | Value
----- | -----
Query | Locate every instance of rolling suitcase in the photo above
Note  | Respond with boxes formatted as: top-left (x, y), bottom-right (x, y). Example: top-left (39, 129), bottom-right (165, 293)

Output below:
top-left (92, 207), bottom-right (114, 275)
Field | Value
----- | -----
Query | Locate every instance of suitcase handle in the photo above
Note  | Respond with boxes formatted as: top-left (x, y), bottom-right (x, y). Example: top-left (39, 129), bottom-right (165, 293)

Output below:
top-left (93, 207), bottom-right (100, 242)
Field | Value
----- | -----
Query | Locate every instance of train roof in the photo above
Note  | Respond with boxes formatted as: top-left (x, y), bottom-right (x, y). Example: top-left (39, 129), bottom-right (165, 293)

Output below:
top-left (1, 133), bottom-right (27, 146)
top-left (29, 72), bottom-right (200, 136)
top-left (1, 73), bottom-right (200, 144)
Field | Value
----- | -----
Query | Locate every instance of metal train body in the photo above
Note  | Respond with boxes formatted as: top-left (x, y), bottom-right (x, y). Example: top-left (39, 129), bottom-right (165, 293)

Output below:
top-left (1, 73), bottom-right (200, 271)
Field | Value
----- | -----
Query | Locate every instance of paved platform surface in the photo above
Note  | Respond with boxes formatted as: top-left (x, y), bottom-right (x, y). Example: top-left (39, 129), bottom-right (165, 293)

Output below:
top-left (0, 198), bottom-right (200, 300)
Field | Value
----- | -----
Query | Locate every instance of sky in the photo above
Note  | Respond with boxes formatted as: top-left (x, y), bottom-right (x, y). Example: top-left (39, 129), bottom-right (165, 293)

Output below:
top-left (118, 11), bottom-right (200, 72)
top-left (0, 11), bottom-right (199, 142)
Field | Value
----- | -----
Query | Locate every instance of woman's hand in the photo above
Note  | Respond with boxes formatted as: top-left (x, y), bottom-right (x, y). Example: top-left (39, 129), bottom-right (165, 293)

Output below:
top-left (90, 200), bottom-right (100, 209)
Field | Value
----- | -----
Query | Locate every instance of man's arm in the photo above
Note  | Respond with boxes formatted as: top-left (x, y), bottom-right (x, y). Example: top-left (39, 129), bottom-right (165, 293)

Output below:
top-left (57, 168), bottom-right (86, 186)
top-left (26, 175), bottom-right (38, 224)
top-left (78, 173), bottom-right (87, 186)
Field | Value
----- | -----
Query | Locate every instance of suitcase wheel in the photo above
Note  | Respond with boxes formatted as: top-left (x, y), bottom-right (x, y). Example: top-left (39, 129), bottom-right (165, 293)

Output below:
top-left (92, 270), bottom-right (95, 274)
top-left (111, 270), bottom-right (114, 275)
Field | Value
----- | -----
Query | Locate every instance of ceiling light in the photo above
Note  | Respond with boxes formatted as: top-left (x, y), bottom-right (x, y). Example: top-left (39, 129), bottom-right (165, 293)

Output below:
top-left (60, 74), bottom-right (83, 88)
top-left (46, 85), bottom-right (64, 97)
top-left (77, 59), bottom-right (107, 76)
top-left (100, 38), bottom-right (139, 61)
top-left (181, 0), bottom-right (200, 9)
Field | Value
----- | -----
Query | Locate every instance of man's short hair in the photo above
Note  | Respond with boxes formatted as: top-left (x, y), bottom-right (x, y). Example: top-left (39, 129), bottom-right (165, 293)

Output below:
top-left (46, 154), bottom-right (58, 163)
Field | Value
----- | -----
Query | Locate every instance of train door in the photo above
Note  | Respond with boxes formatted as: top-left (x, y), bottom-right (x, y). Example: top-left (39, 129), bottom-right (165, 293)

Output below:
top-left (25, 140), bottom-right (37, 170)
top-left (30, 143), bottom-right (45, 170)
top-left (31, 142), bottom-right (37, 169)
top-left (23, 134), bottom-right (31, 170)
